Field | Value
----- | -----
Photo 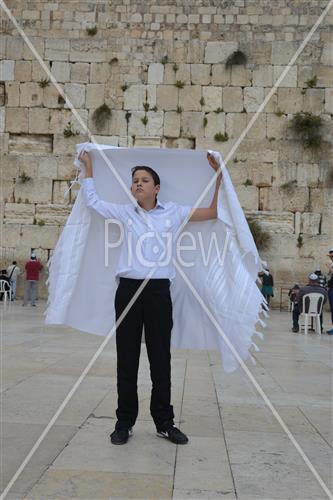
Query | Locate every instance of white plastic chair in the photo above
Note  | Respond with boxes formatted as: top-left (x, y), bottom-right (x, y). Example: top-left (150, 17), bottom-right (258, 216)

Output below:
top-left (0, 279), bottom-right (12, 306)
top-left (300, 293), bottom-right (324, 335)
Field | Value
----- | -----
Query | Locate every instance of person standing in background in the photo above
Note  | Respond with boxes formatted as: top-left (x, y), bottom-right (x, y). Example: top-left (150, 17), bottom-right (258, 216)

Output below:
top-left (259, 269), bottom-right (274, 306)
top-left (7, 261), bottom-right (21, 300)
top-left (325, 249), bottom-right (333, 335)
top-left (23, 253), bottom-right (43, 307)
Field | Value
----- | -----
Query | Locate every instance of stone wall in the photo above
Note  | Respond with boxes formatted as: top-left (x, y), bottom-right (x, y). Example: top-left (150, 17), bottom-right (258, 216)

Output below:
top-left (1, 0), bottom-right (332, 306)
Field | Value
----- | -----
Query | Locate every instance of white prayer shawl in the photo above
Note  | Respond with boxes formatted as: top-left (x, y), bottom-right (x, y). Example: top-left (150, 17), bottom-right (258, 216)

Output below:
top-left (45, 144), bottom-right (267, 373)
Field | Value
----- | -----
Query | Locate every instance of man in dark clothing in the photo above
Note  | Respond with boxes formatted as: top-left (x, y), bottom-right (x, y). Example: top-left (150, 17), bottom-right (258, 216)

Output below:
top-left (0, 270), bottom-right (11, 301)
top-left (288, 284), bottom-right (300, 331)
top-left (325, 249), bottom-right (333, 334)
top-left (23, 253), bottom-right (43, 306)
top-left (292, 273), bottom-right (328, 333)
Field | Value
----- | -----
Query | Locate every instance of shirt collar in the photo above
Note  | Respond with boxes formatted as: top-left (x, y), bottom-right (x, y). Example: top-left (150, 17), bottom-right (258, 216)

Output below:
top-left (135, 198), bottom-right (165, 213)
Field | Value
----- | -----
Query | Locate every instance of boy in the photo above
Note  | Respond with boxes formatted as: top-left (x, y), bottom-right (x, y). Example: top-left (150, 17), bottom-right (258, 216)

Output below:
top-left (79, 150), bottom-right (222, 445)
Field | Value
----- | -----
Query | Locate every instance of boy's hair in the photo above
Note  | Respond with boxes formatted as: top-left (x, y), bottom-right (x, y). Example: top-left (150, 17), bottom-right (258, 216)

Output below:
top-left (131, 166), bottom-right (160, 186)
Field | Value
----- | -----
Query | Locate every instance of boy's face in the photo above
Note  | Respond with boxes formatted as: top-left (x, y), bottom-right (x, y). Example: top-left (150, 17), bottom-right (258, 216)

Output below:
top-left (131, 169), bottom-right (160, 202)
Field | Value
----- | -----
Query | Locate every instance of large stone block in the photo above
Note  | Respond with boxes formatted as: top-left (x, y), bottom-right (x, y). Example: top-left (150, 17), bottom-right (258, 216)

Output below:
top-left (134, 136), bottom-right (161, 148)
top-left (186, 39), bottom-right (205, 63)
top-left (204, 112), bottom-right (225, 138)
top-left (19, 224), bottom-right (60, 249)
top-left (181, 111), bottom-right (204, 138)
top-left (204, 41), bottom-right (238, 63)
top-left (179, 85), bottom-right (202, 112)
top-left (302, 89), bottom-right (325, 115)
top-left (223, 87), bottom-right (243, 112)
top-left (164, 111), bottom-right (180, 137)
top-left (301, 212), bottom-right (321, 235)
top-left (48, 109), bottom-right (72, 133)
top-left (19, 82), bottom-right (43, 107)
top-left (145, 111), bottom-right (164, 136)
top-left (273, 65), bottom-right (297, 87)
top-left (128, 111), bottom-right (146, 135)
top-left (164, 64), bottom-right (191, 85)
top-left (266, 114), bottom-right (288, 140)
top-left (5, 82), bottom-right (20, 106)
top-left (31, 60), bottom-right (51, 82)
top-left (71, 62), bottom-right (90, 83)
top-left (156, 85), bottom-right (178, 110)
top-left (211, 64), bottom-right (230, 86)
top-left (246, 113), bottom-right (266, 140)
top-left (259, 186), bottom-right (309, 212)
top-left (28, 108), bottom-right (50, 134)
top-left (148, 63), bottom-right (164, 84)
top-left (9, 133), bottom-right (53, 155)
top-left (5, 108), bottom-right (29, 133)
top-left (90, 63), bottom-right (109, 83)
top-left (202, 86), bottom-right (222, 112)
top-left (230, 66), bottom-right (252, 87)
top-left (0, 107), bottom-right (5, 134)
top-left (0, 60), bottom-right (15, 81)
top-left (244, 87), bottom-right (265, 112)
top-left (109, 110), bottom-right (127, 136)
top-left (52, 180), bottom-right (72, 204)
top-left (190, 64), bottom-right (211, 85)
top-left (315, 65), bottom-right (333, 88)
top-left (35, 204), bottom-right (71, 225)
top-left (321, 43), bottom-right (333, 65)
top-left (64, 83), bottom-right (86, 109)
top-left (6, 38), bottom-right (24, 60)
top-left (277, 88), bottom-right (303, 113)
top-left (271, 42), bottom-right (298, 65)
top-left (14, 61), bottom-right (32, 81)
top-left (235, 185), bottom-right (259, 211)
top-left (324, 88), bottom-right (333, 114)
top-left (14, 176), bottom-right (53, 204)
top-left (4, 203), bottom-right (35, 224)
top-left (53, 133), bottom-right (88, 155)
top-left (252, 65), bottom-right (273, 87)
top-left (225, 112), bottom-right (247, 138)
top-left (244, 210), bottom-right (294, 234)
top-left (52, 61), bottom-right (71, 82)
top-left (42, 84), bottom-right (64, 108)
top-left (85, 83), bottom-right (105, 109)
top-left (123, 84), bottom-right (147, 110)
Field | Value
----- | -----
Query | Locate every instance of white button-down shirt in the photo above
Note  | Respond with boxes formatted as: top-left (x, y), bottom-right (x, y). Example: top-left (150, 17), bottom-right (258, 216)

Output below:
top-left (82, 178), bottom-right (192, 280)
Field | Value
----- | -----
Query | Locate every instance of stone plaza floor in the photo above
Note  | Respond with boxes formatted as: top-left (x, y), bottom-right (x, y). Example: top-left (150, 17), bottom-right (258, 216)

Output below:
top-left (1, 301), bottom-right (332, 500)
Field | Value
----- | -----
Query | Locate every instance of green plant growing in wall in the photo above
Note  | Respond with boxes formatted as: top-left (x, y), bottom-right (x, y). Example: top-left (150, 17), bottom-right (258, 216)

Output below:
top-left (37, 219), bottom-right (45, 226)
top-left (176, 105), bottom-right (183, 114)
top-left (305, 76), bottom-right (317, 88)
top-left (290, 112), bottom-right (323, 148)
top-left (203, 116), bottom-right (208, 128)
top-left (38, 78), bottom-right (50, 88)
top-left (214, 132), bottom-right (229, 142)
top-left (63, 122), bottom-right (79, 138)
top-left (199, 97), bottom-right (205, 106)
top-left (174, 80), bottom-right (185, 89)
top-left (246, 218), bottom-right (271, 251)
top-left (226, 50), bottom-right (247, 68)
top-left (18, 171), bottom-right (31, 183)
top-left (141, 115), bottom-right (148, 126)
top-left (86, 25), bottom-right (97, 36)
top-left (161, 55), bottom-right (168, 65)
top-left (281, 179), bottom-right (297, 194)
top-left (214, 107), bottom-right (223, 114)
top-left (172, 63), bottom-right (179, 73)
top-left (121, 84), bottom-right (128, 92)
top-left (143, 102), bottom-right (150, 112)
top-left (92, 104), bottom-right (112, 130)
top-left (243, 179), bottom-right (253, 186)
top-left (125, 111), bottom-right (131, 123)
top-left (274, 108), bottom-right (284, 117)
top-left (58, 94), bottom-right (66, 106)
top-left (151, 105), bottom-right (158, 112)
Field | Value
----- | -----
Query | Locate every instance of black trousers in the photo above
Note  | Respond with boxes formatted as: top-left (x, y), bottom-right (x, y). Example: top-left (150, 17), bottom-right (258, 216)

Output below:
top-left (114, 277), bottom-right (175, 431)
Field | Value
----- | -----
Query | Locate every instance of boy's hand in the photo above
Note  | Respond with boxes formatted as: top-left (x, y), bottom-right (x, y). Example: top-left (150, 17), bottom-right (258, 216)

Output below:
top-left (207, 152), bottom-right (222, 181)
top-left (79, 150), bottom-right (92, 167)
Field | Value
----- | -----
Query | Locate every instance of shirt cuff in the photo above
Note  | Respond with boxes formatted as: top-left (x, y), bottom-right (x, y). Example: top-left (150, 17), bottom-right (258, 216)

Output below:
top-left (81, 177), bottom-right (95, 189)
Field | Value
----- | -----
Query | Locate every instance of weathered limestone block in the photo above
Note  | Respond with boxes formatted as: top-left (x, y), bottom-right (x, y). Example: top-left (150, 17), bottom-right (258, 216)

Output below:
top-left (70, 40), bottom-right (108, 63)
top-left (190, 64), bottom-right (211, 85)
top-left (164, 111), bottom-right (180, 137)
top-left (31, 60), bottom-right (51, 82)
top-left (302, 89), bottom-right (325, 114)
top-left (28, 108), bottom-right (50, 134)
top-left (48, 109), bottom-right (72, 133)
top-left (204, 112), bottom-right (225, 137)
top-left (52, 61), bottom-right (70, 82)
top-left (38, 156), bottom-right (58, 179)
top-left (42, 85), bottom-right (64, 108)
top-left (163, 137), bottom-right (195, 149)
top-left (146, 85), bottom-right (157, 108)
top-left (14, 176), bottom-right (52, 204)
top-left (164, 64), bottom-right (191, 85)
top-left (2, 224), bottom-right (22, 248)
top-left (235, 185), bottom-right (258, 211)
top-left (146, 111), bottom-right (164, 136)
top-left (230, 66), bottom-right (252, 87)
top-left (246, 113), bottom-right (266, 140)
top-left (252, 65), bottom-right (273, 87)
top-left (4, 203), bottom-right (35, 224)
top-left (90, 63), bottom-right (109, 83)
top-left (5, 108), bottom-right (29, 133)
top-left (244, 210), bottom-right (294, 234)
top-left (211, 64), bottom-right (230, 86)
top-left (186, 39), bottom-right (205, 63)
top-left (223, 87), bottom-right (243, 112)
top-left (301, 212), bottom-right (321, 235)
top-left (148, 63), bottom-right (164, 84)
top-left (237, 139), bottom-right (279, 163)
top-left (128, 111), bottom-right (146, 135)
top-left (109, 110), bottom-right (127, 136)
top-left (6, 38), bottom-right (24, 60)
top-left (181, 112), bottom-right (204, 138)
top-left (0, 133), bottom-right (9, 154)
top-left (179, 85), bottom-right (202, 111)
top-left (53, 134), bottom-right (88, 155)
top-left (266, 113), bottom-right (289, 140)
top-left (273, 65), bottom-right (297, 87)
top-left (85, 83), bottom-right (105, 109)
top-left (204, 41), bottom-right (238, 63)
top-left (310, 188), bottom-right (333, 213)
top-left (315, 66), bottom-right (333, 87)
top-left (5, 82), bottom-right (19, 106)
top-left (123, 85), bottom-right (147, 110)
top-left (272, 162), bottom-right (322, 188)
top-left (202, 86), bottom-right (222, 112)
top-left (52, 180), bottom-right (71, 204)
top-left (244, 87), bottom-right (265, 112)
top-left (277, 88), bottom-right (303, 113)
top-left (298, 235), bottom-right (331, 260)
top-left (0, 60), bottom-right (15, 81)
top-left (14, 61), bottom-right (32, 81)
top-left (271, 42), bottom-right (298, 65)
top-left (259, 186), bottom-right (309, 212)
top-left (156, 85), bottom-right (178, 110)
top-left (45, 39), bottom-right (70, 61)
top-left (20, 225), bottom-right (60, 249)
top-left (64, 83), bottom-right (86, 108)
top-left (19, 82), bottom-right (43, 107)
top-left (23, 37), bottom-right (44, 61)
top-left (324, 88), bottom-right (333, 114)
top-left (321, 43), bottom-right (333, 65)
top-left (71, 62), bottom-right (90, 83)
top-left (0, 108), bottom-right (5, 134)
top-left (134, 137), bottom-right (161, 148)
top-left (225, 112), bottom-right (247, 138)
top-left (35, 204), bottom-right (71, 225)
top-left (9, 134), bottom-right (53, 155)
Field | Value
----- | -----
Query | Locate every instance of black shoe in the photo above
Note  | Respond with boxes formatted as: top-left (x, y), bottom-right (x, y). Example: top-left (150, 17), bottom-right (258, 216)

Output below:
top-left (157, 425), bottom-right (189, 445)
top-left (292, 327), bottom-right (299, 333)
top-left (110, 427), bottom-right (133, 445)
